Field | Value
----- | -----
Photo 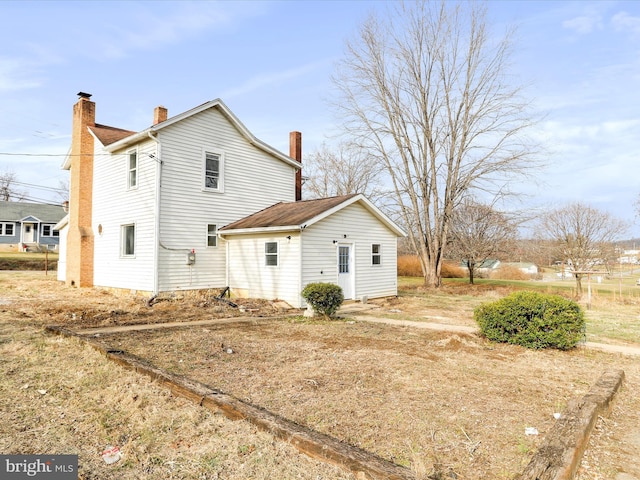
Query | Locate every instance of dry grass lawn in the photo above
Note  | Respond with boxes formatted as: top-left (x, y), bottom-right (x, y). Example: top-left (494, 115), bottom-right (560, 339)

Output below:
top-left (1, 271), bottom-right (639, 479)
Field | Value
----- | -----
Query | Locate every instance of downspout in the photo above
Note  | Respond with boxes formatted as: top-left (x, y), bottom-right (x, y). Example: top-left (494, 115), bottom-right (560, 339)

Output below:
top-left (225, 235), bottom-right (230, 289)
top-left (298, 227), bottom-right (303, 308)
top-left (217, 231), bottom-right (230, 289)
top-left (148, 131), bottom-right (162, 296)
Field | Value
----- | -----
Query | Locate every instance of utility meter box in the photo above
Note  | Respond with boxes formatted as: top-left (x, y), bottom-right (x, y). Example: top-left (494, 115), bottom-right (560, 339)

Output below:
top-left (186, 251), bottom-right (196, 265)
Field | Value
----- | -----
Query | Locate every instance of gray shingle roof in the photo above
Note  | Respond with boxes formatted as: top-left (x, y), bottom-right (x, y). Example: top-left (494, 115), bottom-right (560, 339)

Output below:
top-left (0, 202), bottom-right (67, 223)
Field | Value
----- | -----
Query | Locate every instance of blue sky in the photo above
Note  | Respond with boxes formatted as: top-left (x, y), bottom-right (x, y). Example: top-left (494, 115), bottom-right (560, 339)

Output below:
top-left (1, 0), bottom-right (639, 236)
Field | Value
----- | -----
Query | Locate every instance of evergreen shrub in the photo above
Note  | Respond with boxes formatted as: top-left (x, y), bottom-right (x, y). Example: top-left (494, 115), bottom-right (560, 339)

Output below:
top-left (474, 291), bottom-right (585, 350)
top-left (301, 283), bottom-right (344, 318)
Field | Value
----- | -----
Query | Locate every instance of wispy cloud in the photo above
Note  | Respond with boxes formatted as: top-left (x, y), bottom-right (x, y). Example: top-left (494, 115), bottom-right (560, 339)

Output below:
top-left (93, 2), bottom-right (267, 60)
top-left (612, 11), bottom-right (640, 36)
top-left (97, 10), bottom-right (224, 59)
top-left (0, 57), bottom-right (44, 92)
top-left (562, 14), bottom-right (602, 34)
top-left (220, 61), bottom-right (331, 99)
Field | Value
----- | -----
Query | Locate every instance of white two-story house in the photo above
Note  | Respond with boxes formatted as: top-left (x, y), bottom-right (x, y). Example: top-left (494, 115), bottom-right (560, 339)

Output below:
top-left (57, 93), bottom-right (404, 308)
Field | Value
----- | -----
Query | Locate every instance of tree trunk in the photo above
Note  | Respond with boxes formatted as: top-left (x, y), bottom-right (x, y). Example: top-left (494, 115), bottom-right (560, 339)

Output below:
top-left (422, 255), bottom-right (443, 288)
top-left (468, 263), bottom-right (475, 285)
top-left (575, 274), bottom-right (583, 298)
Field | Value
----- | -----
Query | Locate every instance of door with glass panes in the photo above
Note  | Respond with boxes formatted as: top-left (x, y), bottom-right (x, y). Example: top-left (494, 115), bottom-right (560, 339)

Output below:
top-left (337, 244), bottom-right (354, 299)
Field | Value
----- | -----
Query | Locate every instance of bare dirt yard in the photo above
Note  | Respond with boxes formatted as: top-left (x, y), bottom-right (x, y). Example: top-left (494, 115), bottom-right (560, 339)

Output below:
top-left (1, 271), bottom-right (639, 479)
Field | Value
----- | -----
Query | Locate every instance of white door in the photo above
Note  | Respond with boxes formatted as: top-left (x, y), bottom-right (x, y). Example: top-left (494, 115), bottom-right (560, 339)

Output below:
top-left (337, 244), bottom-right (354, 299)
top-left (23, 224), bottom-right (35, 243)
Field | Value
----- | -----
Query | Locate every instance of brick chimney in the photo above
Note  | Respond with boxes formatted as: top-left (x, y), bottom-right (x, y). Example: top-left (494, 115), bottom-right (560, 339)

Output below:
top-left (66, 92), bottom-right (95, 288)
top-left (153, 105), bottom-right (168, 125)
top-left (289, 131), bottom-right (302, 201)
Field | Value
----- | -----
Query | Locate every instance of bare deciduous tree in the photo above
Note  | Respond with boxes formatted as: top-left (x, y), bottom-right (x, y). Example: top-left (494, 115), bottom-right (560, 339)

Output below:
top-left (303, 141), bottom-right (386, 203)
top-left (448, 198), bottom-right (517, 284)
top-left (55, 178), bottom-right (70, 204)
top-left (0, 169), bottom-right (27, 201)
top-left (332, 0), bottom-right (539, 287)
top-left (541, 202), bottom-right (627, 298)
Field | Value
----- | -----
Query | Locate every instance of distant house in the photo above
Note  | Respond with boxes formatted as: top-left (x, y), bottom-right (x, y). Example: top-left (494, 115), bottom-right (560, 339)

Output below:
top-left (0, 202), bottom-right (67, 252)
top-left (503, 262), bottom-right (539, 275)
top-left (460, 258), bottom-right (501, 275)
top-left (56, 93), bottom-right (405, 307)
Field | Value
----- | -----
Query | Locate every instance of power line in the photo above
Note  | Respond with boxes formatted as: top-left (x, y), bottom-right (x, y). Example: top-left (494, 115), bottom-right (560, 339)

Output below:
top-left (12, 181), bottom-right (66, 193)
top-left (0, 152), bottom-right (123, 157)
top-left (4, 194), bottom-right (66, 206)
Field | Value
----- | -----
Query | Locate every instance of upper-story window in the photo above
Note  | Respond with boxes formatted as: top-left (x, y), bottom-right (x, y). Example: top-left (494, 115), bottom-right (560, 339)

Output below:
top-left (204, 150), bottom-right (224, 192)
top-left (128, 149), bottom-right (138, 189)
top-left (0, 223), bottom-right (14, 236)
top-left (42, 224), bottom-right (58, 237)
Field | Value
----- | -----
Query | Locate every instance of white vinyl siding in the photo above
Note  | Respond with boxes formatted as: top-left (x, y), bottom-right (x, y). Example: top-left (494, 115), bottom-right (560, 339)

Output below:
top-left (56, 223), bottom-right (67, 282)
top-left (225, 202), bottom-right (400, 308)
top-left (301, 202), bottom-right (398, 302)
top-left (92, 138), bottom-right (157, 292)
top-left (227, 233), bottom-right (300, 305)
top-left (155, 107), bottom-right (296, 292)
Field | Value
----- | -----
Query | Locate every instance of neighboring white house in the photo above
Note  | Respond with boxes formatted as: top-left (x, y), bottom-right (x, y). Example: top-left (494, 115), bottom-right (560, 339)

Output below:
top-left (57, 93), bottom-right (405, 307)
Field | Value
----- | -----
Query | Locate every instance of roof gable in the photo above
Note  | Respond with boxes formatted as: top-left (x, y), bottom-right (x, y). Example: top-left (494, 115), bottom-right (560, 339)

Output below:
top-left (101, 98), bottom-right (300, 169)
top-left (220, 194), bottom-right (406, 237)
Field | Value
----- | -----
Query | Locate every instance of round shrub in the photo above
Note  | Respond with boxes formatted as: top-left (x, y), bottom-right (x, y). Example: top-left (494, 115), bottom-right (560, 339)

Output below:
top-left (474, 291), bottom-right (585, 350)
top-left (301, 282), bottom-right (344, 318)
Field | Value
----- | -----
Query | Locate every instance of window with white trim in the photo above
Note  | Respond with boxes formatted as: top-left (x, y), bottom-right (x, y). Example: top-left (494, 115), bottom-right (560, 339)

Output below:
top-left (265, 241), bottom-right (278, 266)
top-left (42, 224), bottom-right (58, 237)
top-left (372, 244), bottom-right (382, 265)
top-left (127, 149), bottom-right (138, 188)
top-left (121, 224), bottom-right (135, 256)
top-left (204, 151), bottom-right (224, 191)
top-left (0, 223), bottom-right (14, 236)
top-left (207, 224), bottom-right (217, 247)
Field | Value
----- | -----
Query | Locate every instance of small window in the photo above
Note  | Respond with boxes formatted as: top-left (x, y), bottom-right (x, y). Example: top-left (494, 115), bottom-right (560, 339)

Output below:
top-left (128, 150), bottom-right (138, 188)
top-left (207, 224), bottom-right (217, 247)
top-left (204, 150), bottom-right (224, 191)
top-left (121, 224), bottom-right (135, 256)
top-left (42, 224), bottom-right (53, 237)
top-left (372, 244), bottom-right (381, 265)
top-left (265, 241), bottom-right (278, 266)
